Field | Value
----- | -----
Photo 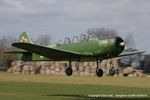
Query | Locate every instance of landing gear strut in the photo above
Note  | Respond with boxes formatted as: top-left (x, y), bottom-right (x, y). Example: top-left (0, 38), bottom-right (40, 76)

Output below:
top-left (96, 60), bottom-right (103, 77)
top-left (65, 59), bottom-right (73, 76)
top-left (109, 59), bottom-right (115, 76)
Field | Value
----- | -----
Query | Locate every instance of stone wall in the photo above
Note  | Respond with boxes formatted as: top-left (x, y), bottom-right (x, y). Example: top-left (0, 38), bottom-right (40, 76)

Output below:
top-left (7, 58), bottom-right (145, 77)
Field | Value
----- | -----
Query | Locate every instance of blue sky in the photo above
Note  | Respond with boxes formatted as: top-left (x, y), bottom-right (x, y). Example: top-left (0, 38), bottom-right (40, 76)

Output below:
top-left (0, 0), bottom-right (150, 53)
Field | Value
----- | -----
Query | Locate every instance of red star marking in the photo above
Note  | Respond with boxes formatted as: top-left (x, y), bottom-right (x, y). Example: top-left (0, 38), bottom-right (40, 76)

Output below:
top-left (20, 37), bottom-right (27, 43)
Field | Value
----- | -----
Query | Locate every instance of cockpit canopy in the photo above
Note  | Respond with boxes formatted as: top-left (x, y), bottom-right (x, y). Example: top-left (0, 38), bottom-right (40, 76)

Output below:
top-left (56, 33), bottom-right (98, 46)
top-left (88, 33), bottom-right (98, 40)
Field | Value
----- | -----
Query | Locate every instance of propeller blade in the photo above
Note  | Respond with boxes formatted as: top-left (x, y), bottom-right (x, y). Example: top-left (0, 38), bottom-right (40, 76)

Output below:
top-left (124, 33), bottom-right (136, 49)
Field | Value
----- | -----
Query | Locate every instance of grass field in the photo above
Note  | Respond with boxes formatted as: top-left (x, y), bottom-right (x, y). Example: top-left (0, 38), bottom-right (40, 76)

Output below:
top-left (0, 72), bottom-right (150, 100)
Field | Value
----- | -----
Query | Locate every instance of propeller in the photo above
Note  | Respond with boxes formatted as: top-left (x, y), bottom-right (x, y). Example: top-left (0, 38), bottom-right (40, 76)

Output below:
top-left (124, 33), bottom-right (136, 49)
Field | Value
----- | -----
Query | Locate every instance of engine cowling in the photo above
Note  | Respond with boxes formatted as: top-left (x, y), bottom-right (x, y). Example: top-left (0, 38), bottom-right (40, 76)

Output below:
top-left (115, 37), bottom-right (125, 54)
top-left (110, 36), bottom-right (125, 57)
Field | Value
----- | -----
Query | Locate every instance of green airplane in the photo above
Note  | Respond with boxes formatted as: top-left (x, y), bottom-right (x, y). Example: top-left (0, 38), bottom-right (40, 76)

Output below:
top-left (6, 32), bottom-right (145, 77)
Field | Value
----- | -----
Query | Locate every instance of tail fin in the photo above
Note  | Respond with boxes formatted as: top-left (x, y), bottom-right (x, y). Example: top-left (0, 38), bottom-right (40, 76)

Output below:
top-left (5, 32), bottom-right (33, 61)
top-left (17, 32), bottom-right (33, 60)
top-left (18, 32), bottom-right (33, 43)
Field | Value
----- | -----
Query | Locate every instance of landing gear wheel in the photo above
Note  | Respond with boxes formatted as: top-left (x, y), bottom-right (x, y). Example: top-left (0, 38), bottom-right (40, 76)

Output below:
top-left (66, 67), bottom-right (73, 76)
top-left (96, 68), bottom-right (103, 77)
top-left (109, 68), bottom-right (115, 76)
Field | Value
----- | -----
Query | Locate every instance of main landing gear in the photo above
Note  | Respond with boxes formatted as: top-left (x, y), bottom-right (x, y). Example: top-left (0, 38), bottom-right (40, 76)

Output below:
top-left (65, 60), bottom-right (73, 76)
top-left (66, 67), bottom-right (73, 76)
top-left (65, 59), bottom-right (80, 76)
top-left (96, 60), bottom-right (103, 77)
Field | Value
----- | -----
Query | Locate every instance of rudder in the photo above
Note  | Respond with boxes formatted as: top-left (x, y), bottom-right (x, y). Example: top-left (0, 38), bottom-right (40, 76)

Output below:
top-left (18, 32), bottom-right (33, 43)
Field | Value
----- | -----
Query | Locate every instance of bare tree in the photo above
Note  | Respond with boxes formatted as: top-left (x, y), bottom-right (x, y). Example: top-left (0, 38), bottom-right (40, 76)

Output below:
top-left (0, 36), bottom-right (17, 70)
top-left (143, 55), bottom-right (150, 73)
top-left (87, 27), bottom-right (118, 39)
top-left (34, 34), bottom-right (51, 46)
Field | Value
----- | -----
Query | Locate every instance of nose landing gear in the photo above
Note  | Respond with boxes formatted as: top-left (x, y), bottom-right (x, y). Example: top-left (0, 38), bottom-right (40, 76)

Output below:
top-left (109, 59), bottom-right (115, 76)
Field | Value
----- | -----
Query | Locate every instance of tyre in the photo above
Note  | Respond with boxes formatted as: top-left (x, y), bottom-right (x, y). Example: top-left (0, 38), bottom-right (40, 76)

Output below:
top-left (66, 67), bottom-right (73, 76)
top-left (96, 68), bottom-right (103, 77)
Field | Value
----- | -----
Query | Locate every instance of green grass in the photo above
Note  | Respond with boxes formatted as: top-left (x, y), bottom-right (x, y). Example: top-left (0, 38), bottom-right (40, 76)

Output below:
top-left (0, 72), bottom-right (150, 100)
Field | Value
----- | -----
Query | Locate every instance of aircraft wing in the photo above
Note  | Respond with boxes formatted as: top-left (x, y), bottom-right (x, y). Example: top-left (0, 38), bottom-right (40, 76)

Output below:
top-left (118, 51), bottom-right (145, 57)
top-left (12, 43), bottom-right (90, 60)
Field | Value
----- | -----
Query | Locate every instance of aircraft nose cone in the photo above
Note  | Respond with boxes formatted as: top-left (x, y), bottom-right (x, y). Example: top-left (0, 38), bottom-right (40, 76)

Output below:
top-left (120, 42), bottom-right (125, 46)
